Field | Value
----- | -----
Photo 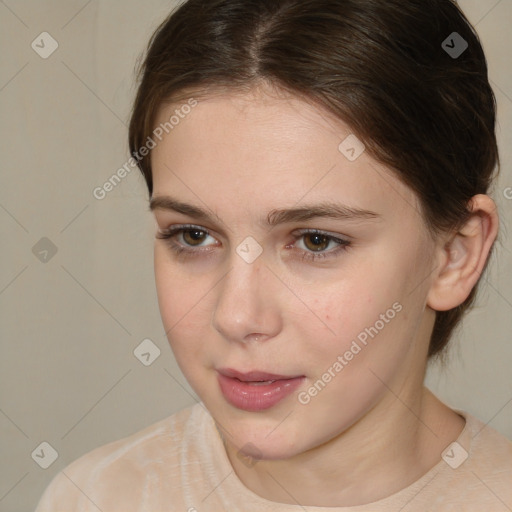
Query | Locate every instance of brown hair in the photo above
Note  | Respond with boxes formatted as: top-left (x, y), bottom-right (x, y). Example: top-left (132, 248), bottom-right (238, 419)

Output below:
top-left (128, 0), bottom-right (499, 359)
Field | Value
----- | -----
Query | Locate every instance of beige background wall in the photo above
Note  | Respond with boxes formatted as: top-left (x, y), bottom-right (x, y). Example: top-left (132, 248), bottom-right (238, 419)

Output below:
top-left (0, 1), bottom-right (511, 511)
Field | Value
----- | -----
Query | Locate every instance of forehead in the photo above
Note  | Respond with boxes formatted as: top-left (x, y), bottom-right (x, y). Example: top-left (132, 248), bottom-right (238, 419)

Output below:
top-left (150, 88), bottom-right (423, 226)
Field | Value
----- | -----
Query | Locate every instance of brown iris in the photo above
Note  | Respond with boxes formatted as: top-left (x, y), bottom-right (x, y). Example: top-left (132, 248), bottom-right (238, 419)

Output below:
top-left (303, 233), bottom-right (330, 252)
top-left (182, 229), bottom-right (207, 246)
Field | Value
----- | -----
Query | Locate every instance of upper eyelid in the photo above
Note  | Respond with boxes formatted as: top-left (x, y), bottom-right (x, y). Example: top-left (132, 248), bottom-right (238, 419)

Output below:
top-left (160, 224), bottom-right (349, 241)
top-left (157, 225), bottom-right (351, 264)
top-left (158, 226), bottom-right (351, 260)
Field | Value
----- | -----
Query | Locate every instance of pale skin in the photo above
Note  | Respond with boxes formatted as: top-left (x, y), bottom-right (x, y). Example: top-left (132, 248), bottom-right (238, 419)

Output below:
top-left (149, 82), bottom-right (498, 507)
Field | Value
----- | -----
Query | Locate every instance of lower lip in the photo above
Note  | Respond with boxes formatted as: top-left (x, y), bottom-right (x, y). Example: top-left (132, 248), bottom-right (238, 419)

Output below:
top-left (217, 373), bottom-right (304, 411)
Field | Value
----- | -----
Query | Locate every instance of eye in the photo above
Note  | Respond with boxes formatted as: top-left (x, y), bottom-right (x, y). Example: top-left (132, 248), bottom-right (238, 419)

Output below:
top-left (156, 224), bottom-right (217, 256)
top-left (155, 225), bottom-right (351, 262)
top-left (289, 229), bottom-right (351, 262)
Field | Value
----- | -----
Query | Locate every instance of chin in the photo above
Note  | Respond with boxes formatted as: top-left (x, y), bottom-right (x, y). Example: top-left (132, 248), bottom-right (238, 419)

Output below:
top-left (220, 416), bottom-right (308, 460)
top-left (238, 437), bottom-right (304, 462)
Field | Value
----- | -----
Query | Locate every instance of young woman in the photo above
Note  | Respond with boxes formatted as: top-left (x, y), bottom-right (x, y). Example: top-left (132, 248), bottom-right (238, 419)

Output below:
top-left (35, 0), bottom-right (511, 510)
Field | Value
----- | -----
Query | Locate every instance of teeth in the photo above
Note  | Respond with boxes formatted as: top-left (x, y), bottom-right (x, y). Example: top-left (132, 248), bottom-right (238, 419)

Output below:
top-left (248, 380), bottom-right (276, 385)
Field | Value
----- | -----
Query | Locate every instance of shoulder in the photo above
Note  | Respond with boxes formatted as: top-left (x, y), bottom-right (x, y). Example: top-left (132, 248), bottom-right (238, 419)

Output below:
top-left (34, 403), bottom-right (206, 512)
top-left (466, 412), bottom-right (512, 470)
top-left (462, 411), bottom-right (512, 470)
top-left (65, 402), bottom-right (202, 477)
top-left (434, 411), bottom-right (512, 508)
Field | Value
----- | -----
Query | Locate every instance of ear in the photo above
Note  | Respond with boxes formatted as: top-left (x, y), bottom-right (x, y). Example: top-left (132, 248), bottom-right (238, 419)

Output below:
top-left (426, 194), bottom-right (499, 312)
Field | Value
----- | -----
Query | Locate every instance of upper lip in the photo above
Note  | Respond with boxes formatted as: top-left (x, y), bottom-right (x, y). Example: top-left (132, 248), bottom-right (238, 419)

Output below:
top-left (217, 368), bottom-right (304, 382)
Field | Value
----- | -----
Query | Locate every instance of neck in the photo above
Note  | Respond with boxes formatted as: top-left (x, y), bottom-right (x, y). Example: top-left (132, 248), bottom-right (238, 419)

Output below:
top-left (224, 386), bottom-right (465, 507)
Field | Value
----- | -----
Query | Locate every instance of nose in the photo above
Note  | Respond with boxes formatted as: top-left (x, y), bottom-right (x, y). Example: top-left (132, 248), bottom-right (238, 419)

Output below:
top-left (211, 252), bottom-right (282, 345)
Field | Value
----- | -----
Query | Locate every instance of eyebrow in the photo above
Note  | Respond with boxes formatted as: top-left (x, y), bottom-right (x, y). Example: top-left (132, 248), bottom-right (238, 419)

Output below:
top-left (149, 195), bottom-right (381, 227)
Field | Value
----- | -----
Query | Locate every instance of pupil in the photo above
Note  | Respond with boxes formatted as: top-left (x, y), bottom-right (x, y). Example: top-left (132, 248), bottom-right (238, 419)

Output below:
top-left (185, 230), bottom-right (205, 245)
top-left (308, 234), bottom-right (327, 251)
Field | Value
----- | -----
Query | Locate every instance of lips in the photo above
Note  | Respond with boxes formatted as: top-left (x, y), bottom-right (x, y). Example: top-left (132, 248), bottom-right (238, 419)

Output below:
top-left (217, 367), bottom-right (305, 411)
top-left (218, 368), bottom-right (298, 382)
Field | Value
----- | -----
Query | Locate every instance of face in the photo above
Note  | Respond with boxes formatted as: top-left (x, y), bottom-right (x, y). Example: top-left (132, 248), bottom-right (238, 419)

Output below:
top-left (150, 84), bottom-right (438, 460)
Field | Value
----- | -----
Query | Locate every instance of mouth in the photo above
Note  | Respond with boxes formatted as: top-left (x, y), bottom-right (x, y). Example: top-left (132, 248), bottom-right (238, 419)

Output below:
top-left (217, 368), bottom-right (305, 411)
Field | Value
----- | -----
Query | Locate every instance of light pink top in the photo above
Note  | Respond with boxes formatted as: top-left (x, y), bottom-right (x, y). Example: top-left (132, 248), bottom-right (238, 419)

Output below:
top-left (35, 402), bottom-right (512, 511)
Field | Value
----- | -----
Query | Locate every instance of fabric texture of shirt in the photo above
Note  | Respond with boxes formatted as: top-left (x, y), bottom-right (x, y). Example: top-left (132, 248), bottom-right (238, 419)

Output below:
top-left (34, 402), bottom-right (512, 511)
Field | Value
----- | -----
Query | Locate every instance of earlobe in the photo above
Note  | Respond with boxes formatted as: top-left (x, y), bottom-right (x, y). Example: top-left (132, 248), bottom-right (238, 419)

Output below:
top-left (426, 194), bottom-right (499, 312)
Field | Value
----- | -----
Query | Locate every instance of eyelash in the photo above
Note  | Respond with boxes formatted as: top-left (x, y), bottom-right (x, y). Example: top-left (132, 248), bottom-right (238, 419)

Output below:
top-left (155, 224), bottom-right (351, 263)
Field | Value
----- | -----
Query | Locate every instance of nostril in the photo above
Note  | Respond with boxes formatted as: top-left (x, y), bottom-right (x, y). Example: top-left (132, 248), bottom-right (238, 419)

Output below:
top-left (246, 333), bottom-right (266, 342)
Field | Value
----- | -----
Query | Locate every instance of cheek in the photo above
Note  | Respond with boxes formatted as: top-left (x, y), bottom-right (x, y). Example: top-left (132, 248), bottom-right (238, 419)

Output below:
top-left (154, 247), bottom-right (209, 316)
top-left (154, 249), bottom-right (211, 358)
top-left (307, 278), bottom-right (384, 341)
top-left (305, 271), bottom-right (414, 368)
